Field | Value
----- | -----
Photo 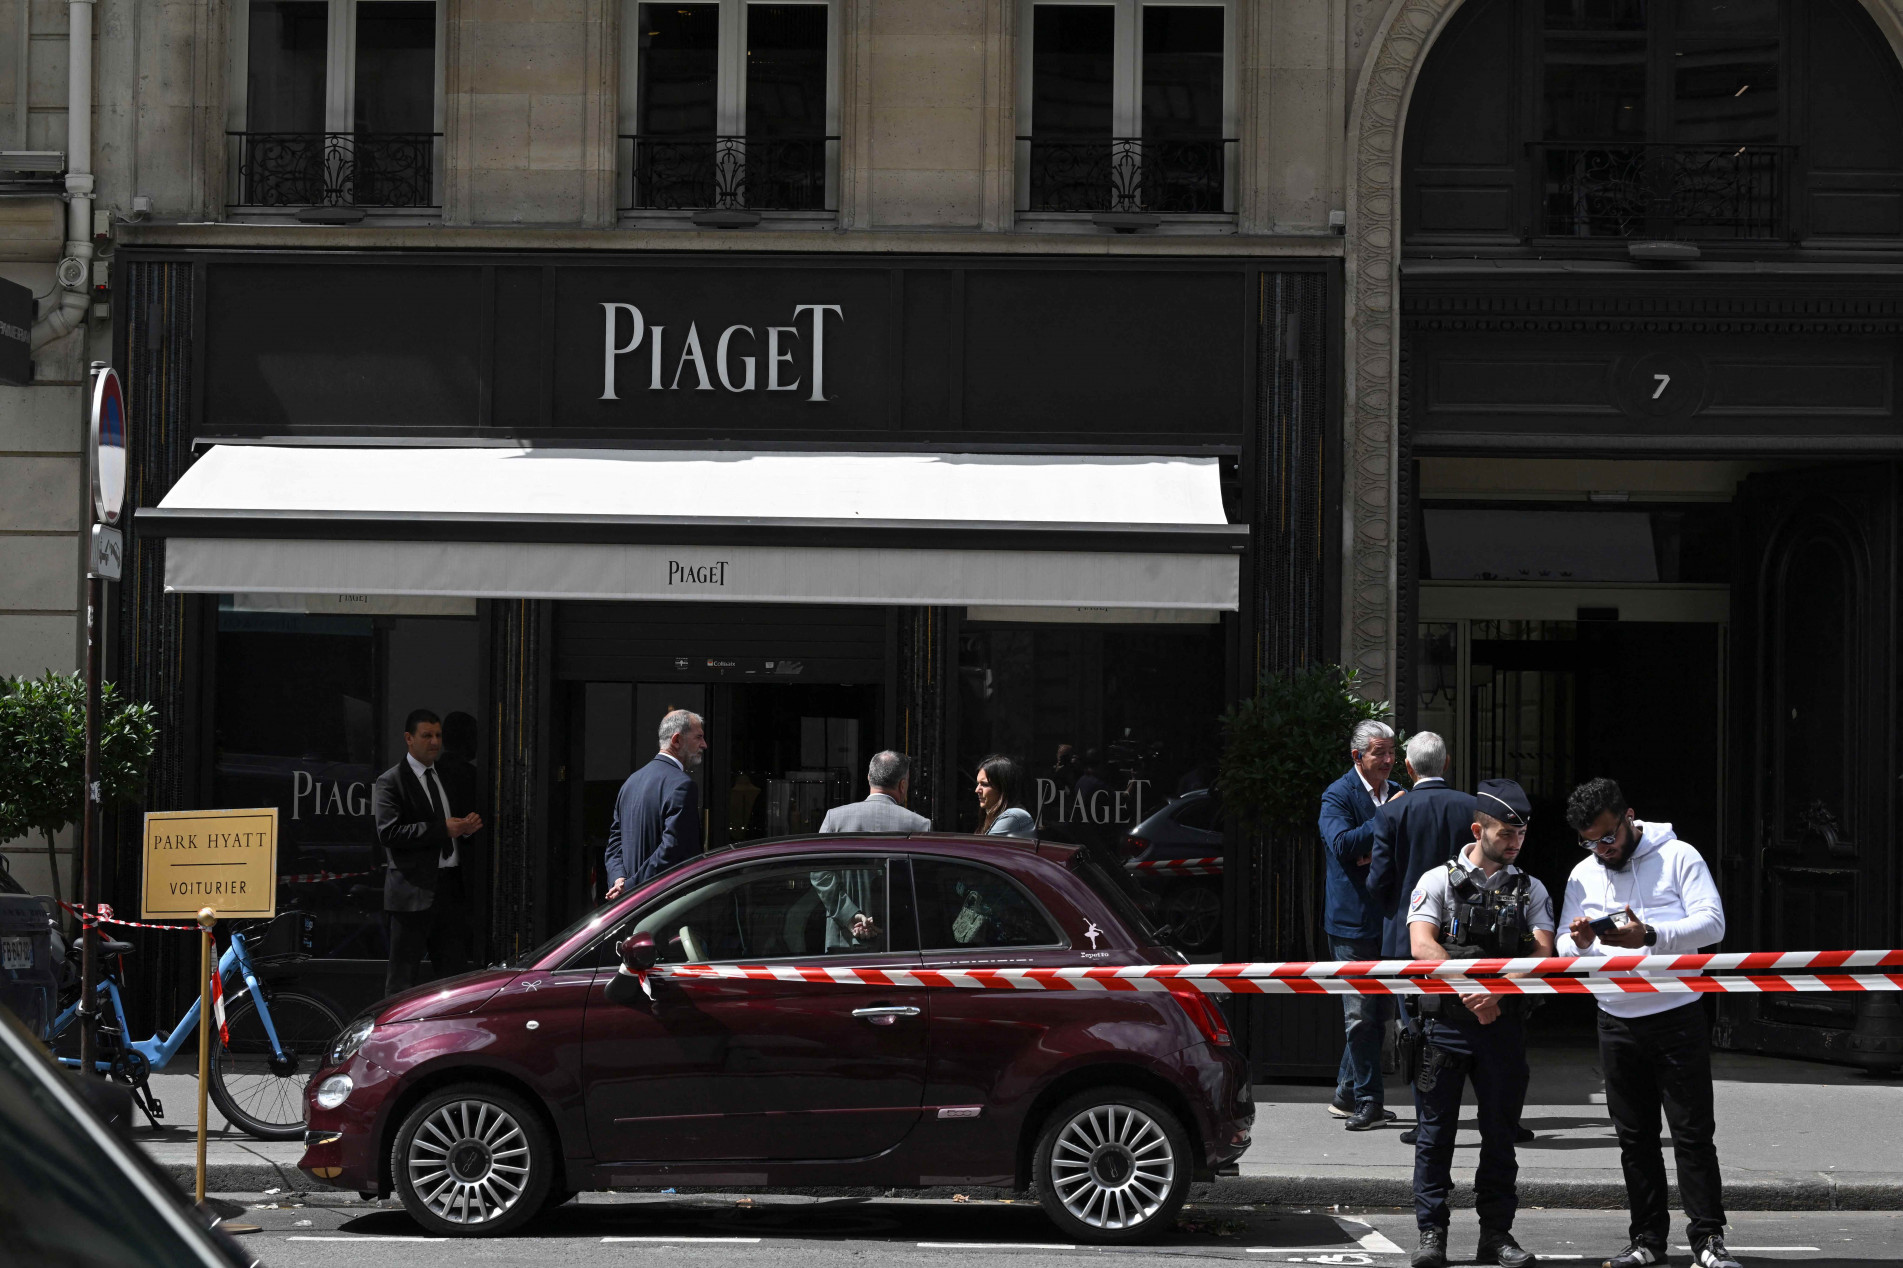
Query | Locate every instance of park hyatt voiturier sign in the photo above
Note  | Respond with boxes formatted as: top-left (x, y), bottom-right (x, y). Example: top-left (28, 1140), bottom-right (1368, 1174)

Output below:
top-left (600, 301), bottom-right (843, 402)
top-left (141, 807), bottom-right (279, 919)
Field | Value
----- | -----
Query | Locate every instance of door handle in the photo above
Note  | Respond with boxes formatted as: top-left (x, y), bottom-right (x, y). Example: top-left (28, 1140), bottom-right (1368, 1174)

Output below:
top-left (851, 1005), bottom-right (921, 1026)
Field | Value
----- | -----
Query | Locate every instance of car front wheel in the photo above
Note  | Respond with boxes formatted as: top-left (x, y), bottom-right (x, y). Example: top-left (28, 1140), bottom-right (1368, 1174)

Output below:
top-left (392, 1084), bottom-right (552, 1236)
top-left (1033, 1088), bottom-right (1191, 1242)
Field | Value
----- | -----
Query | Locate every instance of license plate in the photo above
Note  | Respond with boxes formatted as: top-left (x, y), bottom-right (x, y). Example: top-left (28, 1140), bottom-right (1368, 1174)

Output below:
top-left (1, 937), bottom-right (31, 970)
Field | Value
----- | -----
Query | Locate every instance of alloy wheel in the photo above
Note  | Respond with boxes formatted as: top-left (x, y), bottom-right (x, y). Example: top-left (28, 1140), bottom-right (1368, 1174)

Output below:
top-left (404, 1099), bottom-right (532, 1225)
top-left (1048, 1102), bottom-right (1177, 1230)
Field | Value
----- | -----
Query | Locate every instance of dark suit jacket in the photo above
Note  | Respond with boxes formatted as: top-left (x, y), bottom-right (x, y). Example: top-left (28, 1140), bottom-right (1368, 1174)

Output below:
top-left (605, 755), bottom-right (702, 890)
top-left (1318, 769), bottom-right (1402, 940)
top-left (373, 760), bottom-right (462, 914)
top-left (1366, 779), bottom-right (1478, 957)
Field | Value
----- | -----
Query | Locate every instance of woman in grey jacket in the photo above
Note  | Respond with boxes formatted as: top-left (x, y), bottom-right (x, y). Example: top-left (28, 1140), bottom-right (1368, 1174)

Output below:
top-left (975, 755), bottom-right (1036, 837)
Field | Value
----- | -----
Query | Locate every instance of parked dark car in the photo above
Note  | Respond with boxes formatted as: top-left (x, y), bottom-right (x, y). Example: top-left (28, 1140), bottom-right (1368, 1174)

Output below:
top-left (0, 1009), bottom-right (257, 1268)
top-left (1122, 790), bottom-right (1225, 954)
top-left (299, 834), bottom-right (1252, 1242)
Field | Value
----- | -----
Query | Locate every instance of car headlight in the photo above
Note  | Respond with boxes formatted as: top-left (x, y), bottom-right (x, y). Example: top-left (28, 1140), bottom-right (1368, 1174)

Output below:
top-left (315, 1075), bottom-right (353, 1110)
top-left (328, 1015), bottom-right (376, 1066)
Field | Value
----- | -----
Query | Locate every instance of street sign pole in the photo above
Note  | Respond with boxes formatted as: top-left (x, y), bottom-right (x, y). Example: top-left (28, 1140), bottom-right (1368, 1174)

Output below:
top-left (78, 361), bottom-right (127, 1078)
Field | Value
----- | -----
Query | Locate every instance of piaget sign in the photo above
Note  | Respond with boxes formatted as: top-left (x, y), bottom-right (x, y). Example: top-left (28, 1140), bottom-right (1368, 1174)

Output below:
top-left (600, 302), bottom-right (843, 402)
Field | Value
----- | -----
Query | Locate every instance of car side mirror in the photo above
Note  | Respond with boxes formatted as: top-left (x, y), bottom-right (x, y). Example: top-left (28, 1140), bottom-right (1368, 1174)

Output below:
top-left (621, 931), bottom-right (657, 971)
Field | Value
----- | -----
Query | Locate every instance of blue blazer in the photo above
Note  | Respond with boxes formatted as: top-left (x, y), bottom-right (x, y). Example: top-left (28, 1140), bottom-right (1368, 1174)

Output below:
top-left (1366, 779), bottom-right (1478, 957)
top-left (604, 755), bottom-right (702, 890)
top-left (1317, 769), bottom-right (1400, 940)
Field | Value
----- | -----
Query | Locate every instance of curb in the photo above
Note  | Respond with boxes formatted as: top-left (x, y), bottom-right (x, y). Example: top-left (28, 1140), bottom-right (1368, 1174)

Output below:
top-left (164, 1160), bottom-right (1903, 1212)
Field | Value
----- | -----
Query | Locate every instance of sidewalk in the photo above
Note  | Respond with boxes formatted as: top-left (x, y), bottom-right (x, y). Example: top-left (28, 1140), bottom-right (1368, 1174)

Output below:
top-left (1228, 1045), bottom-right (1903, 1211)
top-left (139, 1049), bottom-right (1903, 1207)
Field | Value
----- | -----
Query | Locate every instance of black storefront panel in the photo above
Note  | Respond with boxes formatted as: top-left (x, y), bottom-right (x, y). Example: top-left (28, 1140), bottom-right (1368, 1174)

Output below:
top-left (554, 601), bottom-right (888, 683)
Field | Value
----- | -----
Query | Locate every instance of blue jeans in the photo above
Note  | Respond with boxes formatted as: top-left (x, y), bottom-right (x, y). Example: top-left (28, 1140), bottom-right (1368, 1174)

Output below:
top-left (1331, 934), bottom-right (1387, 1107)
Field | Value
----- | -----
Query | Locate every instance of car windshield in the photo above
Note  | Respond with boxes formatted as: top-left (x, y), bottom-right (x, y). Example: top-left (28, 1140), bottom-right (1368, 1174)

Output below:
top-left (1067, 845), bottom-right (1172, 951)
top-left (511, 904), bottom-right (622, 967)
top-left (0, 1017), bottom-right (246, 1268)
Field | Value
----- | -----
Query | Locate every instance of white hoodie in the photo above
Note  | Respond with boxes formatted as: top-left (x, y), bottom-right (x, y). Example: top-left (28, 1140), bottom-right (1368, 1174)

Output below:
top-left (1555, 820), bottom-right (1726, 1019)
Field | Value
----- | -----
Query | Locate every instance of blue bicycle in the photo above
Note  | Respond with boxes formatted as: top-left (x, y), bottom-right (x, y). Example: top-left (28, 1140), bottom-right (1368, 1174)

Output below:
top-left (51, 915), bottom-right (345, 1141)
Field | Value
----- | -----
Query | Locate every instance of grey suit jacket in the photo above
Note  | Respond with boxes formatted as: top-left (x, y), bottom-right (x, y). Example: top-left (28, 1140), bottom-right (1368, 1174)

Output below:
top-left (818, 793), bottom-right (931, 833)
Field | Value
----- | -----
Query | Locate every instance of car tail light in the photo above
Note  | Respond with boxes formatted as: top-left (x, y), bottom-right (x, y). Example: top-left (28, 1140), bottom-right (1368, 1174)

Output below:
top-left (1122, 834), bottom-right (1148, 859)
top-left (1167, 986), bottom-right (1232, 1046)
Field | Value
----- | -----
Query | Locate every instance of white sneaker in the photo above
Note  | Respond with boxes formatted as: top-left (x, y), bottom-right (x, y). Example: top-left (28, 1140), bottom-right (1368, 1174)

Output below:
top-left (1694, 1237), bottom-right (1742, 1268)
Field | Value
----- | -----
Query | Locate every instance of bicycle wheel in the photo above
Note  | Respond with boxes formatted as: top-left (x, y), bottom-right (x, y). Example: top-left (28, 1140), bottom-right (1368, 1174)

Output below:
top-left (208, 989), bottom-right (345, 1141)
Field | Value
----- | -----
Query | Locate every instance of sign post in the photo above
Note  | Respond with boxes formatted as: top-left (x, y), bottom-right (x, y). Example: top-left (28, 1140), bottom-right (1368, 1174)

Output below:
top-left (77, 362), bottom-right (128, 1079)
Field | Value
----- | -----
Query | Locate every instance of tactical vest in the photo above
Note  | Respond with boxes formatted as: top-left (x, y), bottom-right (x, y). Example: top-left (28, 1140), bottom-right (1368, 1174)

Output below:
top-left (1440, 861), bottom-right (1538, 960)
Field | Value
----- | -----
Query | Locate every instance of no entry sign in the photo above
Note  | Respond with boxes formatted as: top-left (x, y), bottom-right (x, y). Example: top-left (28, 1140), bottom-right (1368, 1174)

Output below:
top-left (90, 366), bottom-right (127, 524)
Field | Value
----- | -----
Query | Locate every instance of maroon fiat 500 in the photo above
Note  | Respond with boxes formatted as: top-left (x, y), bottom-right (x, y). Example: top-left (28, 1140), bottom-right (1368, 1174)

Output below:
top-left (299, 835), bottom-right (1252, 1242)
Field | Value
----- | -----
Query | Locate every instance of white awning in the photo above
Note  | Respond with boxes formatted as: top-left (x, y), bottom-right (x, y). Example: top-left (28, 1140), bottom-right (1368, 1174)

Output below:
top-left (141, 446), bottom-right (1245, 610)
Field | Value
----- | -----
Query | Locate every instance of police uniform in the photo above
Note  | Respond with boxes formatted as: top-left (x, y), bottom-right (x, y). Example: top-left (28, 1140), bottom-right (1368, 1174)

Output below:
top-left (1405, 780), bottom-right (1554, 1265)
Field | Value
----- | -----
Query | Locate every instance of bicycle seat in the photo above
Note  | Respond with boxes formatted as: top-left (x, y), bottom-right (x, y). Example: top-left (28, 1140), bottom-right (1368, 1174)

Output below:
top-left (88, 933), bottom-right (135, 955)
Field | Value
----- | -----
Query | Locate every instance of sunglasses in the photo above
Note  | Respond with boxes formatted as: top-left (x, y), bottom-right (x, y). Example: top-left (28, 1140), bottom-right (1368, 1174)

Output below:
top-left (1578, 822), bottom-right (1627, 851)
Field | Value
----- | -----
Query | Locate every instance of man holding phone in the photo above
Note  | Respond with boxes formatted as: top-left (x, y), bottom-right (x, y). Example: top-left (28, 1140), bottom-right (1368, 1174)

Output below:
top-left (1557, 778), bottom-right (1737, 1268)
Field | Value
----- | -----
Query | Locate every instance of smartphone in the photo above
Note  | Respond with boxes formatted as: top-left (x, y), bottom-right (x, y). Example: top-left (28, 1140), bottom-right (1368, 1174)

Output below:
top-left (1588, 913), bottom-right (1626, 937)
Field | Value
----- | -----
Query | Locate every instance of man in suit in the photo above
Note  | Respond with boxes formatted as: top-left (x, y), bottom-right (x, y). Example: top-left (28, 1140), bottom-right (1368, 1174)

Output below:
top-left (603, 709), bottom-right (707, 901)
top-left (373, 709), bottom-right (484, 997)
top-left (818, 750), bottom-right (931, 834)
top-left (1319, 719), bottom-right (1405, 1131)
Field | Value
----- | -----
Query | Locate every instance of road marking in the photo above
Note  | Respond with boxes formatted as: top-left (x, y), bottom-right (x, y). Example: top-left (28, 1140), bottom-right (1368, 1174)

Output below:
top-left (1247, 1247), bottom-right (1392, 1254)
top-left (1675, 1248), bottom-right (1819, 1254)
top-left (285, 1236), bottom-right (448, 1242)
top-left (1330, 1216), bottom-right (1404, 1255)
top-left (603, 1236), bottom-right (764, 1244)
top-left (919, 1243), bottom-right (1078, 1251)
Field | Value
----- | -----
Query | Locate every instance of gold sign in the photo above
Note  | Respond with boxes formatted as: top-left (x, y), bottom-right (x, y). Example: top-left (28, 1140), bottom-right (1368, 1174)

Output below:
top-left (142, 808), bottom-right (279, 920)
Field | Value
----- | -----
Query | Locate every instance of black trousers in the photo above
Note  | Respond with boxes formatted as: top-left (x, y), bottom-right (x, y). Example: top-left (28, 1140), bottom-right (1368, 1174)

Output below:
top-left (1598, 1003), bottom-right (1726, 1247)
top-left (385, 868), bottom-right (471, 998)
top-left (1413, 1010), bottom-right (1529, 1232)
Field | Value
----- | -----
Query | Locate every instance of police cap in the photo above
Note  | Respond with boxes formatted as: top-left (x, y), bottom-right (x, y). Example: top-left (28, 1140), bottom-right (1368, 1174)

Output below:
top-left (1475, 778), bottom-right (1532, 828)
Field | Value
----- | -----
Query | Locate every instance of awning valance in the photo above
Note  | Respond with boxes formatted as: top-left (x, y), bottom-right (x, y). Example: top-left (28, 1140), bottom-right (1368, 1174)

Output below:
top-left (139, 447), bottom-right (1245, 610)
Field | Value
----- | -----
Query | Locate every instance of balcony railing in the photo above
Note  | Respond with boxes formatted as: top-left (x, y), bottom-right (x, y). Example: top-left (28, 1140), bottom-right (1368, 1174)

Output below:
top-left (1017, 136), bottom-right (1236, 215)
top-left (618, 135), bottom-right (837, 212)
top-left (228, 132), bottom-right (441, 209)
top-left (1535, 142), bottom-right (1794, 241)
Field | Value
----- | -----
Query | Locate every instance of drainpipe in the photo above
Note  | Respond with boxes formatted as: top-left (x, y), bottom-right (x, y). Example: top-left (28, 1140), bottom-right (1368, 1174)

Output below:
top-left (31, 0), bottom-right (93, 351)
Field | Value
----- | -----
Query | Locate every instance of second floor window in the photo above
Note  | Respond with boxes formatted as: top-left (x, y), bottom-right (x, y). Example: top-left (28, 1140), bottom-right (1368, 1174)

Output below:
top-left (228, 0), bottom-right (443, 209)
top-left (619, 0), bottom-right (839, 214)
top-left (1017, 0), bottom-right (1234, 216)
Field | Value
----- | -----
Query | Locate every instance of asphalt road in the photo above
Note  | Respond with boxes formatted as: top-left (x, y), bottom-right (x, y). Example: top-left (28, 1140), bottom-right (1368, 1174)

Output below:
top-left (230, 1194), bottom-right (1903, 1268)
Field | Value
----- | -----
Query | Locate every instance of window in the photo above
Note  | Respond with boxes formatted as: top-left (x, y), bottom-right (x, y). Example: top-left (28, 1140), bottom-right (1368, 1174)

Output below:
top-left (1017, 0), bottom-right (1234, 215)
top-left (630, 858), bottom-right (893, 963)
top-left (619, 0), bottom-right (839, 214)
top-left (1538, 0), bottom-right (1787, 238)
top-left (227, 0), bottom-right (444, 209)
top-left (913, 859), bottom-right (1062, 951)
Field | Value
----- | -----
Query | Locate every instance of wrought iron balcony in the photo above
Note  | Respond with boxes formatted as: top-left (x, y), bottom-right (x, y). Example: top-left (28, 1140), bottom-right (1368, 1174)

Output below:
top-left (227, 132), bottom-right (441, 209)
top-left (1535, 142), bottom-right (1794, 241)
top-left (1017, 136), bottom-right (1236, 215)
top-left (618, 135), bottom-right (837, 213)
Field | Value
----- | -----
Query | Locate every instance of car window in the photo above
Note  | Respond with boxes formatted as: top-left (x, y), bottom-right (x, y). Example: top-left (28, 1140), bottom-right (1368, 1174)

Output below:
top-left (913, 858), bottom-right (1063, 951)
top-left (618, 858), bottom-right (893, 965)
top-left (1171, 794), bottom-right (1219, 832)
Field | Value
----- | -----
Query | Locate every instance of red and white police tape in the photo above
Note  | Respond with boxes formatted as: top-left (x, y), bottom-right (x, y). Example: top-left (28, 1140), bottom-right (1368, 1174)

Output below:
top-left (59, 901), bottom-right (203, 933)
top-left (1126, 858), bottom-right (1224, 877)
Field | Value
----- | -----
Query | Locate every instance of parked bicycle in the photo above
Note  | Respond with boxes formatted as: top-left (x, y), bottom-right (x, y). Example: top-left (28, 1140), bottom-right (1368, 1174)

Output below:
top-left (50, 912), bottom-right (344, 1141)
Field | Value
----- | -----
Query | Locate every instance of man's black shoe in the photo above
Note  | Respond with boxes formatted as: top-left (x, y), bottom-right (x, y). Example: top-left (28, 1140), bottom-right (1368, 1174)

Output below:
top-left (1516, 1125), bottom-right (1536, 1143)
top-left (1694, 1236), bottom-right (1742, 1268)
top-left (1479, 1228), bottom-right (1537, 1267)
top-left (1412, 1227), bottom-right (1449, 1268)
top-left (1345, 1103), bottom-right (1398, 1131)
top-left (1602, 1241), bottom-right (1666, 1268)
top-left (1329, 1093), bottom-right (1356, 1119)
top-left (1399, 1127), bottom-right (1418, 1144)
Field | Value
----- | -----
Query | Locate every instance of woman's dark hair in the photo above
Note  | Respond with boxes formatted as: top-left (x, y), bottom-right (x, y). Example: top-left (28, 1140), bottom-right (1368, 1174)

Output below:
top-left (1566, 777), bottom-right (1628, 832)
top-left (978, 754), bottom-right (1026, 832)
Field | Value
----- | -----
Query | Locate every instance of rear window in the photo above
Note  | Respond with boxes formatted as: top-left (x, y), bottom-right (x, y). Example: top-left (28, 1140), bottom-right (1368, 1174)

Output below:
top-left (1068, 846), bottom-right (1171, 950)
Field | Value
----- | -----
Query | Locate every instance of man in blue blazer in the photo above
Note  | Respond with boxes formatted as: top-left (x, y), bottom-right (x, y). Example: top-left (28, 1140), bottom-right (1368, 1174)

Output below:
top-left (1367, 732), bottom-right (1475, 957)
top-left (603, 709), bottom-right (708, 900)
top-left (1318, 719), bottom-right (1405, 1130)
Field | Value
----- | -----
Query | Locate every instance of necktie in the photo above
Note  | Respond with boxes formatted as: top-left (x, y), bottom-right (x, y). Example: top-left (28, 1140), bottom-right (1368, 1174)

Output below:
top-left (424, 768), bottom-right (454, 862)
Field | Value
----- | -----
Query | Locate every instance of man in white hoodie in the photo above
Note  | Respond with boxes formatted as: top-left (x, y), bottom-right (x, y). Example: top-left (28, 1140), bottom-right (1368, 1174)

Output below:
top-left (1558, 778), bottom-right (1739, 1268)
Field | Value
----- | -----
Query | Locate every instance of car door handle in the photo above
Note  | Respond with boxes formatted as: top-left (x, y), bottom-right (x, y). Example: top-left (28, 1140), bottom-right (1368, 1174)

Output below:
top-left (852, 1005), bottom-right (921, 1025)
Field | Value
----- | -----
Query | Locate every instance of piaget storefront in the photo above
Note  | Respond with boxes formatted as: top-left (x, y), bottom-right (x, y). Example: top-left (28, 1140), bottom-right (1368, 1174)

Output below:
top-left (110, 249), bottom-right (1338, 1036)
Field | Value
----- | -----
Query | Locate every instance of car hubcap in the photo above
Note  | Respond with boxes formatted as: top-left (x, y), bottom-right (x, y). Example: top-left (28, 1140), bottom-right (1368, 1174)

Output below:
top-left (406, 1100), bottom-right (530, 1224)
top-left (1050, 1104), bottom-right (1175, 1230)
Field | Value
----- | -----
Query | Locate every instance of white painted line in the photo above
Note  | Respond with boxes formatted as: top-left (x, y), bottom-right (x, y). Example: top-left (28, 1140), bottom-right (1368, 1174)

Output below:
top-left (1330, 1215), bottom-right (1404, 1255)
top-left (285, 1236), bottom-right (448, 1242)
top-left (603, 1237), bottom-right (764, 1244)
top-left (919, 1243), bottom-right (1078, 1251)
top-left (1675, 1248), bottom-right (1819, 1254)
top-left (1246, 1247), bottom-right (1400, 1254)
top-left (1356, 1231), bottom-right (1405, 1254)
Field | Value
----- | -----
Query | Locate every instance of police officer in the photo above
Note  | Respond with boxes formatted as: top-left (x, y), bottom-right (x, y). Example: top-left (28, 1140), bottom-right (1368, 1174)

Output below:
top-left (1405, 779), bottom-right (1555, 1268)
